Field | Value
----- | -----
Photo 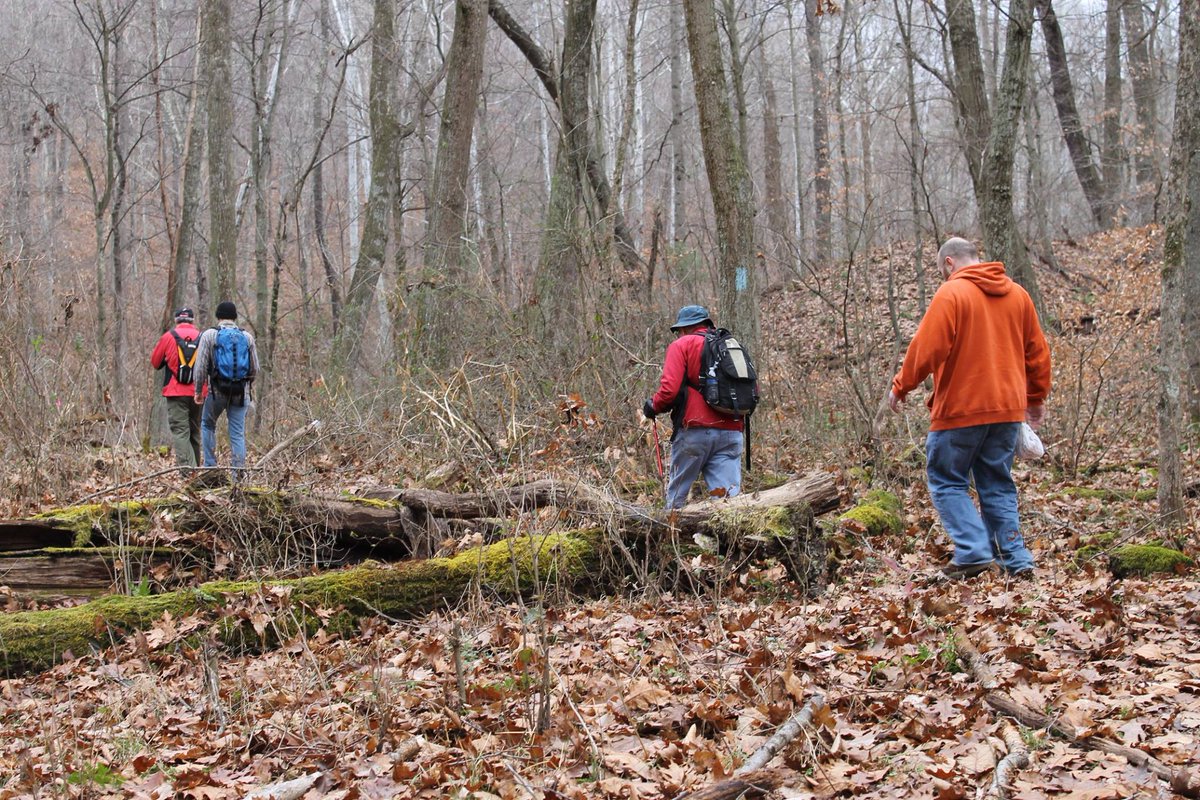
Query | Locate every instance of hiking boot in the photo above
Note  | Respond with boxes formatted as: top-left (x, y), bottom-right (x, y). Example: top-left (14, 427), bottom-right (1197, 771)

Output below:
top-left (940, 561), bottom-right (994, 580)
top-left (1007, 567), bottom-right (1035, 581)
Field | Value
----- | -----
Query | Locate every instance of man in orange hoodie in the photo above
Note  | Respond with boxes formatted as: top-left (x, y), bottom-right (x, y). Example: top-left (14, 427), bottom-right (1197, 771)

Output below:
top-left (889, 238), bottom-right (1051, 579)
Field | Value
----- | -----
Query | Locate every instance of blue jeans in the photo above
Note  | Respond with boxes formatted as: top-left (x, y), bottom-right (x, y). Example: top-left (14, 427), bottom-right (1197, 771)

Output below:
top-left (926, 423), bottom-right (1034, 574)
top-left (666, 427), bottom-right (743, 509)
top-left (201, 391), bottom-right (248, 471)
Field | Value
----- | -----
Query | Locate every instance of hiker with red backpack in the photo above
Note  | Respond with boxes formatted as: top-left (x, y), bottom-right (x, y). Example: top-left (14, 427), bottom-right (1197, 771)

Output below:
top-left (191, 301), bottom-right (259, 474)
top-left (642, 305), bottom-right (758, 509)
top-left (151, 307), bottom-right (204, 467)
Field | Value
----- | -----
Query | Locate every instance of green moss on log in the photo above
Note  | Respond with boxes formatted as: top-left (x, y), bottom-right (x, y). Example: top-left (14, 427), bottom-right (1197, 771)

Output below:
top-left (33, 499), bottom-right (176, 547)
top-left (839, 490), bottom-right (903, 536)
top-left (0, 529), bottom-right (600, 675)
top-left (1062, 487), bottom-right (1157, 503)
top-left (1108, 544), bottom-right (1193, 578)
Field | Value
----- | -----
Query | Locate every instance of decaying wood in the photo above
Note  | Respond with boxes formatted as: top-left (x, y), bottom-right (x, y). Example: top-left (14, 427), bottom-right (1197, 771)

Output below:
top-left (954, 627), bottom-right (1198, 797)
top-left (987, 720), bottom-right (1030, 800)
top-left (738, 692), bottom-right (826, 773)
top-left (0, 529), bottom-right (599, 675)
top-left (0, 521), bottom-right (74, 552)
top-left (0, 548), bottom-right (175, 593)
top-left (0, 472), bottom-right (840, 594)
top-left (676, 768), bottom-right (787, 800)
top-left (243, 770), bottom-right (322, 800)
top-left (677, 693), bottom-right (827, 799)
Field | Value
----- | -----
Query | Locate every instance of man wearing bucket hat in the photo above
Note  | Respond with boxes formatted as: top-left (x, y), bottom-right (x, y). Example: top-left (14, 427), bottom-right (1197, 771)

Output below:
top-left (150, 307), bottom-right (204, 467)
top-left (642, 305), bottom-right (744, 508)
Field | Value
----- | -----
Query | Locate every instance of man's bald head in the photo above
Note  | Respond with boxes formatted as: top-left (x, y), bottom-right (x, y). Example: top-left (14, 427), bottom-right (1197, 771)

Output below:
top-left (937, 237), bottom-right (981, 279)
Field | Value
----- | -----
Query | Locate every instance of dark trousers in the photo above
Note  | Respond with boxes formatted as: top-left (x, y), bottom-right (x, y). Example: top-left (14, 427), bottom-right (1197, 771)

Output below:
top-left (166, 396), bottom-right (201, 467)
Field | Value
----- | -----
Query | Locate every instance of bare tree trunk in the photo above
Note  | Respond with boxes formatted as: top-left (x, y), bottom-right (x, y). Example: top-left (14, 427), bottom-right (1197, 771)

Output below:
top-left (944, 0), bottom-right (1044, 317)
top-left (670, 0), bottom-right (687, 243)
top-left (205, 0), bottom-right (237, 301)
top-left (760, 50), bottom-right (791, 282)
top-left (314, 0), bottom-right (341, 332)
top-left (1102, 0), bottom-right (1124, 225)
top-left (1123, 0), bottom-right (1161, 221)
top-left (331, 0), bottom-right (399, 372)
top-left (1156, 0), bottom-right (1199, 523)
top-left (421, 0), bottom-right (488, 360)
top-left (110, 30), bottom-right (128, 394)
top-left (1035, 0), bottom-right (1110, 229)
top-left (682, 0), bottom-right (759, 348)
top-left (786, 0), bottom-right (808, 259)
top-left (719, 0), bottom-right (750, 162)
top-left (803, 0), bottom-right (832, 265)
top-left (165, 10), bottom-right (206, 326)
top-left (895, 0), bottom-right (927, 311)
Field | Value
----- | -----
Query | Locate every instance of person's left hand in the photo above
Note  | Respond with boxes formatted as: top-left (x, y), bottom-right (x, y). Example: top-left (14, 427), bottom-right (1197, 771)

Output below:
top-left (887, 390), bottom-right (903, 413)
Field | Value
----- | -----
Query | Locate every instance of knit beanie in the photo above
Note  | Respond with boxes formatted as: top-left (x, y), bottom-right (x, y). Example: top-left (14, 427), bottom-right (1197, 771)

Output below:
top-left (215, 301), bottom-right (238, 320)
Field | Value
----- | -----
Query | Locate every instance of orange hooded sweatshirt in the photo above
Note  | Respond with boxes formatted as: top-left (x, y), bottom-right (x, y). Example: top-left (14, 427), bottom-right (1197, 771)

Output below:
top-left (891, 262), bottom-right (1051, 431)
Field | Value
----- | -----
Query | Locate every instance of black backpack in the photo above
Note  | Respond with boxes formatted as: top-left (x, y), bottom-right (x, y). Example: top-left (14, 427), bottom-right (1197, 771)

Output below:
top-left (693, 328), bottom-right (759, 417)
top-left (169, 329), bottom-right (201, 385)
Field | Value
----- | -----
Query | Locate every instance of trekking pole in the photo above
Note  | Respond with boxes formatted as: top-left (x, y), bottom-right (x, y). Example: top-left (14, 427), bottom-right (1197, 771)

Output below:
top-left (651, 419), bottom-right (665, 481)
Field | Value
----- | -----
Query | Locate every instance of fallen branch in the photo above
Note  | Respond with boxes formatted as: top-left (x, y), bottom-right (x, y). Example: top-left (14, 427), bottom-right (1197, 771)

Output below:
top-left (738, 692), bottom-right (826, 773)
top-left (243, 771), bottom-right (321, 800)
top-left (953, 627), bottom-right (1198, 797)
top-left (677, 693), bottom-right (827, 800)
top-left (257, 419), bottom-right (323, 468)
top-left (986, 721), bottom-right (1030, 800)
top-left (676, 768), bottom-right (787, 800)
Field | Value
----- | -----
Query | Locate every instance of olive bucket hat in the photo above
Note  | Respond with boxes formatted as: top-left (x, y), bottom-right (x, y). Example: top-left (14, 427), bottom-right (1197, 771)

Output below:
top-left (670, 305), bottom-right (713, 331)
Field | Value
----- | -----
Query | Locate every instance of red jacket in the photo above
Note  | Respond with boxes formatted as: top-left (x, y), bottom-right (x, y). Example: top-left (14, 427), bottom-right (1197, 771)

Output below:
top-left (650, 328), bottom-right (743, 432)
top-left (151, 323), bottom-right (203, 398)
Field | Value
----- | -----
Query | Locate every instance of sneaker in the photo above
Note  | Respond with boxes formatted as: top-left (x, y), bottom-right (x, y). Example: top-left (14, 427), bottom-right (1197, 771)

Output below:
top-left (940, 561), bottom-right (994, 580)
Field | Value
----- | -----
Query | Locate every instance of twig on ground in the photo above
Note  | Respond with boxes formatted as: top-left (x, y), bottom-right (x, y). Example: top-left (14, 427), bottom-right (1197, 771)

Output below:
top-left (242, 770), bottom-right (322, 800)
top-left (257, 419), bottom-right (322, 467)
top-left (986, 721), bottom-right (1030, 800)
top-left (737, 692), bottom-right (827, 773)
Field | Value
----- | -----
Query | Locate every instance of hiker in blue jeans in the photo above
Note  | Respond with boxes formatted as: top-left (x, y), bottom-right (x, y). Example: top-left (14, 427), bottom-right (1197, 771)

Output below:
top-left (192, 301), bottom-right (260, 478)
top-left (888, 238), bottom-right (1052, 579)
top-left (643, 306), bottom-right (745, 509)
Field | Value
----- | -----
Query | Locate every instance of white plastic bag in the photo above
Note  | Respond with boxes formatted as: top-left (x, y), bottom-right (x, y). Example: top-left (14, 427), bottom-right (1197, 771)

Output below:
top-left (1015, 422), bottom-right (1045, 460)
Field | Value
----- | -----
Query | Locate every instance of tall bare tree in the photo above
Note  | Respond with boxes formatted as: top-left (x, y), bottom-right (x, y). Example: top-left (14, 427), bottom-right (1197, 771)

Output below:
top-left (421, 0), bottom-right (488, 357)
top-left (1156, 0), bottom-right (1198, 523)
top-left (1034, 0), bottom-right (1110, 229)
top-left (802, 0), bottom-right (832, 265)
top-left (204, 0), bottom-right (236, 302)
top-left (683, 0), bottom-right (759, 347)
top-left (944, 0), bottom-right (1044, 315)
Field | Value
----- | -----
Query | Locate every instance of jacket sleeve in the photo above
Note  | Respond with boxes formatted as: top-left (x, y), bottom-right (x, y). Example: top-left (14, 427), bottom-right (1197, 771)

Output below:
top-left (246, 332), bottom-right (260, 379)
top-left (892, 289), bottom-right (956, 399)
top-left (650, 340), bottom-right (688, 413)
top-left (192, 330), bottom-right (212, 391)
top-left (150, 332), bottom-right (171, 370)
top-left (1024, 305), bottom-right (1052, 405)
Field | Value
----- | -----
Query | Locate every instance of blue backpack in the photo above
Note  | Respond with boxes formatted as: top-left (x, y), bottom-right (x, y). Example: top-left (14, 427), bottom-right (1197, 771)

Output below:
top-left (211, 327), bottom-right (251, 395)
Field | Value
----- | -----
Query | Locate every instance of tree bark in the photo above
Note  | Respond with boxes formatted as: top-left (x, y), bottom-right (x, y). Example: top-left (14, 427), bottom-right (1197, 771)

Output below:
top-left (331, 0), bottom-right (400, 373)
top-left (1123, 0), bottom-right (1161, 220)
top-left (802, 0), bottom-right (832, 265)
top-left (204, 0), bottom-right (237, 302)
top-left (1034, 0), bottom-right (1110, 229)
top-left (682, 0), bottom-right (760, 350)
top-left (165, 11), bottom-right (206, 328)
top-left (760, 53), bottom-right (791, 282)
top-left (1101, 0), bottom-right (1124, 225)
top-left (944, 0), bottom-right (1044, 317)
top-left (421, 0), bottom-right (489, 360)
top-left (1156, 0), bottom-right (1199, 525)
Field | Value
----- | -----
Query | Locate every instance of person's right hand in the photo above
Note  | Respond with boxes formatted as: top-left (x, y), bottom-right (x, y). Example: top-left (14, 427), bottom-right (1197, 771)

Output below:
top-left (887, 390), bottom-right (903, 414)
top-left (1026, 403), bottom-right (1045, 430)
top-left (194, 392), bottom-right (204, 406)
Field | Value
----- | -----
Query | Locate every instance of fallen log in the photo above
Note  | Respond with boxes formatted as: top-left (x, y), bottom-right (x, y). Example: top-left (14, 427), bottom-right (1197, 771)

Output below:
top-left (0, 547), bottom-right (176, 594)
top-left (0, 529), bottom-right (599, 676)
top-left (0, 473), bottom-right (840, 593)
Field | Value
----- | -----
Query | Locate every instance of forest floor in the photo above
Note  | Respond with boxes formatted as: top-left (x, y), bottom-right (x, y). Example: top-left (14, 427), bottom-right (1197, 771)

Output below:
top-left (2, 226), bottom-right (1199, 799)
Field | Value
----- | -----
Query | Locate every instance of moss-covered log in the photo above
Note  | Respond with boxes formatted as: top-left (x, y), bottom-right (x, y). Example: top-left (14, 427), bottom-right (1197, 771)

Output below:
top-left (0, 529), bottom-right (600, 676)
